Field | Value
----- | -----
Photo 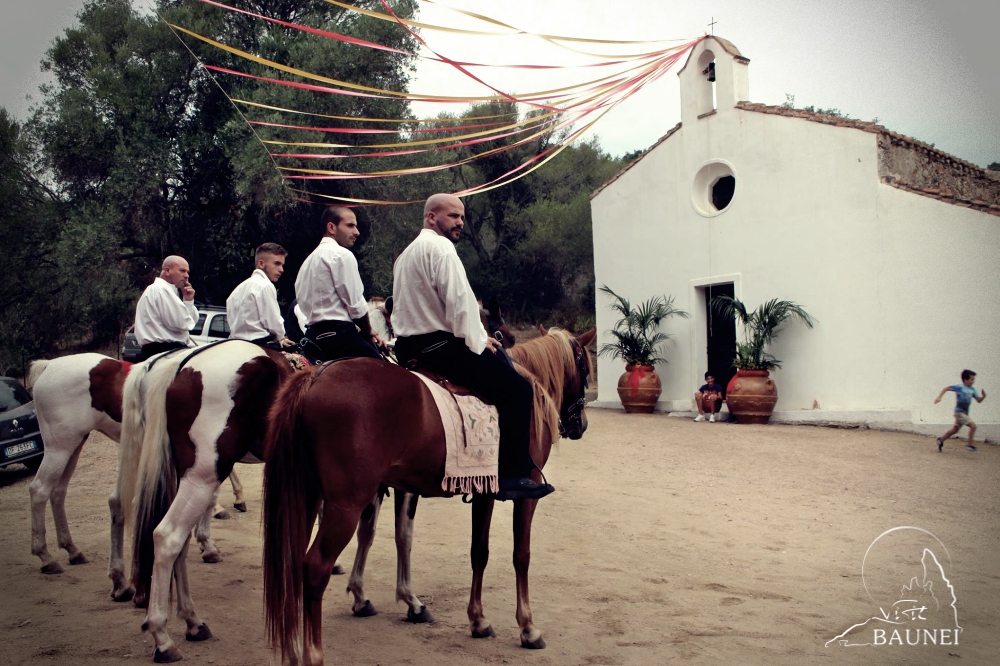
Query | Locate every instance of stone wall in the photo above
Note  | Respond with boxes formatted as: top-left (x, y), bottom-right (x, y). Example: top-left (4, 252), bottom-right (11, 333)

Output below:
top-left (878, 133), bottom-right (1000, 215)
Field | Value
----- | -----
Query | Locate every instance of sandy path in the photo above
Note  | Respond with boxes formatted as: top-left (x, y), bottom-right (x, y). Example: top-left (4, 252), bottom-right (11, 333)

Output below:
top-left (1, 410), bottom-right (997, 665)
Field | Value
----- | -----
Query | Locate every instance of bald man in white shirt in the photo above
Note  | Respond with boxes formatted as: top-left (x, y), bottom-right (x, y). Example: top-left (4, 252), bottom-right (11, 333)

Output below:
top-left (295, 206), bottom-right (384, 361)
top-left (392, 194), bottom-right (554, 502)
top-left (133, 255), bottom-right (198, 360)
top-left (227, 242), bottom-right (294, 350)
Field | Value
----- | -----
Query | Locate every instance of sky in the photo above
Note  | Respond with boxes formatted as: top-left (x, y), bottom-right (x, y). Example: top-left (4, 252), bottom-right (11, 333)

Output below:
top-left (2, 0), bottom-right (997, 167)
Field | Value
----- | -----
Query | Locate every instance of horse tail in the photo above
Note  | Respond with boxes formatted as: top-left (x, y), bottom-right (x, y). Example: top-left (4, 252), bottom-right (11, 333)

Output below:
top-left (25, 359), bottom-right (51, 394)
top-left (125, 357), bottom-right (183, 602)
top-left (263, 368), bottom-right (320, 663)
top-left (117, 360), bottom-right (150, 539)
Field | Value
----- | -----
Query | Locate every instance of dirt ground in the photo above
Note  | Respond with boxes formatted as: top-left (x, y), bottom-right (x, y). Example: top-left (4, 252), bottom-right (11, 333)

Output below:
top-left (1, 410), bottom-right (998, 666)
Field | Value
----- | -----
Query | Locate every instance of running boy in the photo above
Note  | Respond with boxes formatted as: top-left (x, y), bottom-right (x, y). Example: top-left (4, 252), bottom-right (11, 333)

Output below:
top-left (934, 369), bottom-right (986, 452)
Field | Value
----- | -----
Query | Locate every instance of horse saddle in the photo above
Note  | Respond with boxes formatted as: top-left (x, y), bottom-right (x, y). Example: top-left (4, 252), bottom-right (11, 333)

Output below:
top-left (410, 367), bottom-right (480, 400)
top-left (406, 364), bottom-right (499, 496)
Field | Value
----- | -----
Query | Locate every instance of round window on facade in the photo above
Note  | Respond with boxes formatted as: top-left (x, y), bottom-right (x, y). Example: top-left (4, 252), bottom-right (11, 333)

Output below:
top-left (691, 160), bottom-right (737, 217)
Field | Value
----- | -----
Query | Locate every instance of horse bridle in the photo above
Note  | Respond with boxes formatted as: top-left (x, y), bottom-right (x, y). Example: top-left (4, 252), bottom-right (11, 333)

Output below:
top-left (559, 337), bottom-right (589, 437)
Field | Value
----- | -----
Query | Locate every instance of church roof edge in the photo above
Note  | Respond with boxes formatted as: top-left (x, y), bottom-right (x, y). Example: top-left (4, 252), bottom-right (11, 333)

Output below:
top-left (589, 123), bottom-right (682, 200)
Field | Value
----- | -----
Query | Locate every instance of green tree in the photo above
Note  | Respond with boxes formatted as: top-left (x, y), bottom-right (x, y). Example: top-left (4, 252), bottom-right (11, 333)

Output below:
top-left (25, 0), bottom-right (420, 354)
top-left (0, 108), bottom-right (63, 375)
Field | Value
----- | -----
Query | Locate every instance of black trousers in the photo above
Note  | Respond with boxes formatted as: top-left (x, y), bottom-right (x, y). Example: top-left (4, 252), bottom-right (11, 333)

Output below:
top-left (140, 340), bottom-right (187, 361)
top-left (395, 332), bottom-right (534, 478)
top-left (305, 320), bottom-right (382, 361)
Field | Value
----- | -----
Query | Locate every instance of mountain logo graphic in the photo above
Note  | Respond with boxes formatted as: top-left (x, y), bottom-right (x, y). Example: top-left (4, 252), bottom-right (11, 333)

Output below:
top-left (826, 526), bottom-right (961, 648)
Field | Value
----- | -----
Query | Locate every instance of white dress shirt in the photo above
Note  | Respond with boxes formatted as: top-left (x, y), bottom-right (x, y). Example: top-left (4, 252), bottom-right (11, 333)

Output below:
top-left (293, 303), bottom-right (307, 332)
top-left (392, 229), bottom-right (488, 355)
top-left (134, 277), bottom-right (198, 346)
top-left (294, 237), bottom-right (368, 326)
top-left (226, 269), bottom-right (285, 341)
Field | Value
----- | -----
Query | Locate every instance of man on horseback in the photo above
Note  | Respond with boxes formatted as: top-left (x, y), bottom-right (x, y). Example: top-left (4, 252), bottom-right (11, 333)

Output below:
top-left (295, 206), bottom-right (385, 361)
top-left (392, 193), bottom-right (554, 502)
top-left (227, 242), bottom-right (295, 350)
top-left (133, 255), bottom-right (198, 360)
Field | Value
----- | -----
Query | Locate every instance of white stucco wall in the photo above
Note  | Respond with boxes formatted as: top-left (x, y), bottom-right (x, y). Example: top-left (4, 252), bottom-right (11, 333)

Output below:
top-left (591, 105), bottom-right (999, 438)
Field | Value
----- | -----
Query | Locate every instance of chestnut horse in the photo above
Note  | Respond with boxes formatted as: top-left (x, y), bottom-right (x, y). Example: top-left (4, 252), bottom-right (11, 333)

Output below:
top-left (25, 353), bottom-right (247, 576)
top-left (112, 340), bottom-right (289, 662)
top-left (262, 327), bottom-right (593, 666)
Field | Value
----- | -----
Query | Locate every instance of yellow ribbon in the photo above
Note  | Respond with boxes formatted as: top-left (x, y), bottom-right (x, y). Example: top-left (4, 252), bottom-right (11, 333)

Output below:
top-left (324, 0), bottom-right (688, 59)
top-left (171, 23), bottom-right (671, 104)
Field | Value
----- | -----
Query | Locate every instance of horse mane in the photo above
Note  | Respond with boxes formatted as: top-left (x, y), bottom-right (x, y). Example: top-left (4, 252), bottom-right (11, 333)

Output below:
top-left (508, 329), bottom-right (592, 447)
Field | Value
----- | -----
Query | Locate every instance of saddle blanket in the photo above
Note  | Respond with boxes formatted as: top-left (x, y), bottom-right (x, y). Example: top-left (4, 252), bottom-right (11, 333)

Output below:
top-left (413, 373), bottom-right (499, 495)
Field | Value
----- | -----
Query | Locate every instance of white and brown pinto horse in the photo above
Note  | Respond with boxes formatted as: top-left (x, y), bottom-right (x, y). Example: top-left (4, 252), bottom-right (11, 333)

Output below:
top-left (262, 327), bottom-right (594, 666)
top-left (25, 354), bottom-right (246, 576)
top-left (110, 340), bottom-right (290, 662)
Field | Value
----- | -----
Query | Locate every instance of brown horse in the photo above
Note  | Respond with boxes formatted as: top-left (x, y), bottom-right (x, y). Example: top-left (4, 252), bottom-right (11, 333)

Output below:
top-left (262, 327), bottom-right (594, 665)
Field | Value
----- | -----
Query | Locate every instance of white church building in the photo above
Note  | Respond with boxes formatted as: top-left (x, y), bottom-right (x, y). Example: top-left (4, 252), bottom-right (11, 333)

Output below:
top-left (589, 36), bottom-right (1000, 441)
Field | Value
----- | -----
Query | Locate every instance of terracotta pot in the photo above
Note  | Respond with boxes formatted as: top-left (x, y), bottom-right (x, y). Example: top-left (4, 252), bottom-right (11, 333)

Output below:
top-left (725, 369), bottom-right (777, 424)
top-left (617, 365), bottom-right (661, 414)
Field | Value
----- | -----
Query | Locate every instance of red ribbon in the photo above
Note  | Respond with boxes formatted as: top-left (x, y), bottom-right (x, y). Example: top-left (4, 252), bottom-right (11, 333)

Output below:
top-left (627, 366), bottom-right (647, 399)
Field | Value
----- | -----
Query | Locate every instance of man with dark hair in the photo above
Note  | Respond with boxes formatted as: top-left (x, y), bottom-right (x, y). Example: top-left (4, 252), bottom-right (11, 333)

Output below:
top-left (934, 369), bottom-right (986, 452)
top-left (134, 255), bottom-right (198, 360)
top-left (392, 193), bottom-right (553, 502)
top-left (227, 243), bottom-right (294, 349)
top-left (295, 206), bottom-right (384, 360)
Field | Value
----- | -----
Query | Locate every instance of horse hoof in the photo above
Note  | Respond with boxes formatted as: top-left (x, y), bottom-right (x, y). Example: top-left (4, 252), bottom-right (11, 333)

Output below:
top-left (353, 600), bottom-right (378, 618)
top-left (213, 509), bottom-right (230, 520)
top-left (111, 586), bottom-right (134, 603)
top-left (153, 645), bottom-right (184, 663)
top-left (201, 551), bottom-right (221, 564)
top-left (134, 593), bottom-right (148, 609)
top-left (331, 563), bottom-right (345, 576)
top-left (406, 606), bottom-right (435, 624)
top-left (185, 623), bottom-right (212, 642)
top-left (521, 635), bottom-right (546, 650)
top-left (233, 502), bottom-right (248, 513)
top-left (40, 561), bottom-right (64, 575)
top-left (68, 553), bottom-right (89, 565)
top-left (471, 624), bottom-right (496, 639)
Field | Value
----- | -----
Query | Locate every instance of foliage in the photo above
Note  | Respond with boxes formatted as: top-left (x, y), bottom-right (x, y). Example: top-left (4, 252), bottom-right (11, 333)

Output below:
top-left (781, 93), bottom-right (848, 118)
top-left (0, 109), bottom-right (63, 376)
top-left (988, 162), bottom-right (1000, 171)
top-left (11, 0), bottom-right (419, 360)
top-left (4, 0), bottom-right (617, 367)
top-left (711, 295), bottom-right (814, 371)
top-left (597, 286), bottom-right (688, 366)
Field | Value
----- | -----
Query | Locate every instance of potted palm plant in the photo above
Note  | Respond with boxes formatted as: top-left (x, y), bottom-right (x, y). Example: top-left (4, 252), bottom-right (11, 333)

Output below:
top-left (711, 295), bottom-right (814, 424)
top-left (598, 285), bottom-right (688, 413)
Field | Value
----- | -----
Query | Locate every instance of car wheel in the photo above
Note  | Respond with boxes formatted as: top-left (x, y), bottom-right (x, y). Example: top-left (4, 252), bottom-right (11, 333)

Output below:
top-left (23, 457), bottom-right (43, 473)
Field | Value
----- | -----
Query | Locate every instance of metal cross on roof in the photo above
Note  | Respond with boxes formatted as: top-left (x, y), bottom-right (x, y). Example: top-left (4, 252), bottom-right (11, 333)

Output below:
top-left (708, 17), bottom-right (717, 35)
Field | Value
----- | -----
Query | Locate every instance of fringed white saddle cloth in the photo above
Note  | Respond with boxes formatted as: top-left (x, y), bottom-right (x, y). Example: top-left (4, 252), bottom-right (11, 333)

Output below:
top-left (413, 373), bottom-right (499, 495)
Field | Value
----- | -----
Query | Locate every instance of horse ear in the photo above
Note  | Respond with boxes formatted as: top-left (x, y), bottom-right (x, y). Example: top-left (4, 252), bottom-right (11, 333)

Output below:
top-left (538, 323), bottom-right (548, 336)
top-left (576, 326), bottom-right (596, 348)
top-left (487, 295), bottom-right (501, 317)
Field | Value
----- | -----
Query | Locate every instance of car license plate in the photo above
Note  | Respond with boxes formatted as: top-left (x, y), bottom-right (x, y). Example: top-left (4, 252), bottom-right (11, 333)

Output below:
top-left (5, 440), bottom-right (37, 458)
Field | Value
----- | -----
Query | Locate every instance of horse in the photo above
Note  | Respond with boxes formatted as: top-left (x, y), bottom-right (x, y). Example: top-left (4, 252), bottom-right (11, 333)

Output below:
top-left (480, 294), bottom-right (515, 349)
top-left (111, 340), bottom-right (291, 661)
top-left (25, 353), bottom-right (247, 576)
top-left (341, 324), bottom-right (597, 622)
top-left (262, 326), bottom-right (594, 666)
